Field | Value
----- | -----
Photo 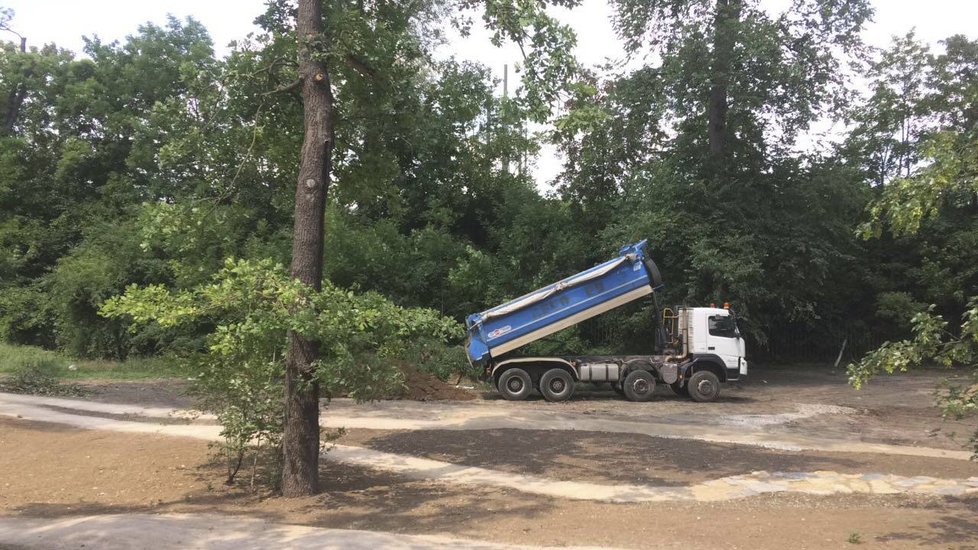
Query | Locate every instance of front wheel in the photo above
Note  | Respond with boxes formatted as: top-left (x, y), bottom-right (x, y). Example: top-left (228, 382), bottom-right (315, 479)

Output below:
top-left (497, 368), bottom-right (532, 401)
top-left (540, 368), bottom-right (575, 402)
top-left (622, 370), bottom-right (656, 402)
top-left (688, 370), bottom-right (721, 402)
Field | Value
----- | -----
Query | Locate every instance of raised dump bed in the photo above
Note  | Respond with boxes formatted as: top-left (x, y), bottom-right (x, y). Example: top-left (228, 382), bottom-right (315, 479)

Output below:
top-left (465, 240), bottom-right (663, 369)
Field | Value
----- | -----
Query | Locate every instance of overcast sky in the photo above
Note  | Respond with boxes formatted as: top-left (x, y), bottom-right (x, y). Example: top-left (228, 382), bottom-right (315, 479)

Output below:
top-left (3, 0), bottom-right (977, 187)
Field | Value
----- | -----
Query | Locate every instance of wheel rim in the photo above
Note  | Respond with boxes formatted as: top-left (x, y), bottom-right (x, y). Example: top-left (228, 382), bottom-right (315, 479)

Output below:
top-left (507, 377), bottom-right (524, 393)
top-left (632, 379), bottom-right (651, 395)
top-left (549, 378), bottom-right (566, 394)
top-left (695, 378), bottom-right (715, 396)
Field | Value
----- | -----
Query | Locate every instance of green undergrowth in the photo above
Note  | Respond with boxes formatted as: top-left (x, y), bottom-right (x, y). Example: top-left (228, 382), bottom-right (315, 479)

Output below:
top-left (0, 342), bottom-right (180, 382)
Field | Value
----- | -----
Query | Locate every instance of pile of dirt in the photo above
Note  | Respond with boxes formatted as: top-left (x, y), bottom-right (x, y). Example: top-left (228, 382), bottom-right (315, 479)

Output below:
top-left (396, 363), bottom-right (476, 401)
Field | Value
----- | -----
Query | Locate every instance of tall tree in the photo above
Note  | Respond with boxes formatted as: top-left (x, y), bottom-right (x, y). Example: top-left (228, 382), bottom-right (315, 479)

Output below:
top-left (706, 0), bottom-right (741, 162)
top-left (551, 0), bottom-right (877, 355)
top-left (276, 0), bottom-right (581, 496)
top-left (844, 32), bottom-right (933, 187)
top-left (282, 0), bottom-right (335, 497)
top-left (0, 7), bottom-right (27, 135)
top-left (609, 0), bottom-right (873, 177)
top-left (850, 36), bottom-right (978, 454)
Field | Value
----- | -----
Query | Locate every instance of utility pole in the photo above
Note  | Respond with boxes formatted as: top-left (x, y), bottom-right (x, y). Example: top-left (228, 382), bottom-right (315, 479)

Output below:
top-left (502, 64), bottom-right (509, 175)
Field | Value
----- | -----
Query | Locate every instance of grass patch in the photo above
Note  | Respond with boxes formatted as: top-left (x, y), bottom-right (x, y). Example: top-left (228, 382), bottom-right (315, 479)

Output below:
top-left (0, 342), bottom-right (180, 381)
top-left (0, 357), bottom-right (86, 396)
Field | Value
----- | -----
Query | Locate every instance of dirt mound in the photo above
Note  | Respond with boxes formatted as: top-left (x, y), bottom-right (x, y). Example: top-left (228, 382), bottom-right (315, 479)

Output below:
top-left (396, 363), bottom-right (476, 401)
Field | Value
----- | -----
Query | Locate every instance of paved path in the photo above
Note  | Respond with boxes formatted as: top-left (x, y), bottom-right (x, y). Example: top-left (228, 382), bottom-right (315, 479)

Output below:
top-left (0, 513), bottom-right (606, 549)
top-left (319, 399), bottom-right (974, 460)
top-left (328, 444), bottom-right (978, 502)
top-left (3, 391), bottom-right (977, 504)
top-left (4, 391), bottom-right (971, 460)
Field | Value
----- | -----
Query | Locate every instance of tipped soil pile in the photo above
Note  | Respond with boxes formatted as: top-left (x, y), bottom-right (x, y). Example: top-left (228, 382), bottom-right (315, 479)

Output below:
top-left (396, 363), bottom-right (476, 401)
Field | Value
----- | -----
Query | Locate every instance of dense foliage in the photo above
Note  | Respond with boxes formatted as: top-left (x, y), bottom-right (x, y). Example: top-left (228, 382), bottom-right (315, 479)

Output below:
top-left (847, 34), bottom-right (978, 453)
top-left (0, 3), bottom-right (975, 373)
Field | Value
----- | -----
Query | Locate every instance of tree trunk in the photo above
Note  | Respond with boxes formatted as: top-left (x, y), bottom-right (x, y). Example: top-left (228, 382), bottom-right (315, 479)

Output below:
top-left (707, 0), bottom-right (742, 163)
top-left (2, 36), bottom-right (27, 135)
top-left (281, 0), bottom-right (335, 498)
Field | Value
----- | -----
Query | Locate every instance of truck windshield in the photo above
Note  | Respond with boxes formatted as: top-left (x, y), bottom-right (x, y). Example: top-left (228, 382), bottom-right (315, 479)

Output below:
top-left (709, 315), bottom-right (738, 338)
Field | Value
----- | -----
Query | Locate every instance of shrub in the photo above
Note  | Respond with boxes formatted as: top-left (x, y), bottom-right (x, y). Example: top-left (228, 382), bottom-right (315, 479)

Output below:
top-left (398, 338), bottom-right (475, 382)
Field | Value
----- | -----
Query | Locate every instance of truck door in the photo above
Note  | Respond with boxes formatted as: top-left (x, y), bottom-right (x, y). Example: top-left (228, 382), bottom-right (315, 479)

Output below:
top-left (706, 312), bottom-right (744, 375)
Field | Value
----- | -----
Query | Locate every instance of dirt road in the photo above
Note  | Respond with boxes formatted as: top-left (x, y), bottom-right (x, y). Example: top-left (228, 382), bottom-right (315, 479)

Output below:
top-left (1, 365), bottom-right (976, 548)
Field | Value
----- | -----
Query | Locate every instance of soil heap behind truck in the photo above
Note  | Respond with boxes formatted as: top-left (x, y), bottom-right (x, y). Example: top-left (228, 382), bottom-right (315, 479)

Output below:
top-left (465, 240), bottom-right (747, 402)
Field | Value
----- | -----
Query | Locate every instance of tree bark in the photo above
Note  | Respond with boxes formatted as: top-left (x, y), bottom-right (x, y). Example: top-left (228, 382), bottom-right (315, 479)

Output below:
top-left (707, 0), bottom-right (742, 163)
top-left (281, 0), bottom-right (335, 497)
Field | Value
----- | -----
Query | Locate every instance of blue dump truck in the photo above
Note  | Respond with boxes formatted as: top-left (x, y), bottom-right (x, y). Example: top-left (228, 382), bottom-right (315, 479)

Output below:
top-left (465, 240), bottom-right (747, 402)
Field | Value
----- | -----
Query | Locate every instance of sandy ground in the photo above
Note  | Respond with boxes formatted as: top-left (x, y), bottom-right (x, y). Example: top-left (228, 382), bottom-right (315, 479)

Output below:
top-left (1, 364), bottom-right (977, 548)
top-left (2, 417), bottom-right (977, 549)
top-left (340, 428), bottom-right (978, 485)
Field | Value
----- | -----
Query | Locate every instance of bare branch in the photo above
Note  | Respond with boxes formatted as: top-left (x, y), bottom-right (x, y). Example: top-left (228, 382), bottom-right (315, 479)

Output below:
top-left (262, 77), bottom-right (302, 96)
top-left (345, 53), bottom-right (378, 78)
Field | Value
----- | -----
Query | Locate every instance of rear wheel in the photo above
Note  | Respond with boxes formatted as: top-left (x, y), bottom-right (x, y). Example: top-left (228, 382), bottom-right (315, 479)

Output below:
top-left (688, 370), bottom-right (721, 402)
top-left (540, 368), bottom-right (576, 402)
top-left (622, 370), bottom-right (656, 402)
top-left (497, 368), bottom-right (532, 401)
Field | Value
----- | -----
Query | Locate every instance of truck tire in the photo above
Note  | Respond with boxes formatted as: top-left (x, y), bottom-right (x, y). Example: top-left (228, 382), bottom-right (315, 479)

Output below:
top-left (622, 370), bottom-right (656, 402)
top-left (669, 381), bottom-right (690, 397)
top-left (497, 368), bottom-right (533, 401)
top-left (540, 369), bottom-right (575, 402)
top-left (688, 370), bottom-right (721, 402)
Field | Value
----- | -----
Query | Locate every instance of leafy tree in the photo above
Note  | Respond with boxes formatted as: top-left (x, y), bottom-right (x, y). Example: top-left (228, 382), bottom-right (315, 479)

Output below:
top-left (102, 258), bottom-right (460, 486)
top-left (549, 1), bottom-right (877, 355)
top-left (608, 0), bottom-right (873, 174)
top-left (0, 17), bottom-right (225, 353)
top-left (843, 32), bottom-right (934, 188)
top-left (245, 0), bottom-right (586, 495)
top-left (849, 36), bottom-right (978, 454)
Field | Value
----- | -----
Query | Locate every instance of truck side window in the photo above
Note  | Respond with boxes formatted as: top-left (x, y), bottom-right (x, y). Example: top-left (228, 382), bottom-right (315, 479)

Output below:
top-left (709, 316), bottom-right (738, 338)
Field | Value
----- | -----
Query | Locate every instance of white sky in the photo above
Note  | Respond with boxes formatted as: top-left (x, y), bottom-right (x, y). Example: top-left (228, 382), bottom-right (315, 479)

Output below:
top-left (3, 0), bottom-right (977, 188)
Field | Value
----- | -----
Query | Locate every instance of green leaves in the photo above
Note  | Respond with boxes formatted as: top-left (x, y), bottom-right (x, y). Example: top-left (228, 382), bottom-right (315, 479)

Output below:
top-left (101, 285), bottom-right (200, 328)
top-left (469, 0), bottom-right (582, 121)
top-left (860, 128), bottom-right (978, 239)
top-left (101, 257), bottom-right (463, 400)
top-left (854, 35), bottom-right (978, 239)
top-left (846, 35), bottom-right (978, 456)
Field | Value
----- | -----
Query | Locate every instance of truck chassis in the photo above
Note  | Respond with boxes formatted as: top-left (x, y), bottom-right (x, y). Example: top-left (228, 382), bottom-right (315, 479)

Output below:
top-left (489, 351), bottom-right (739, 403)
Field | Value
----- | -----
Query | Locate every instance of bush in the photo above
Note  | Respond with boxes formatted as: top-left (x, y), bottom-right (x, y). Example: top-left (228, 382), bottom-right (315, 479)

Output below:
top-left (398, 339), bottom-right (474, 382)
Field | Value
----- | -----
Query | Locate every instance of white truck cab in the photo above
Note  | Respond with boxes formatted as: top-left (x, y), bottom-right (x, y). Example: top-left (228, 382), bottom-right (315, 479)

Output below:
top-left (685, 307), bottom-right (748, 379)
